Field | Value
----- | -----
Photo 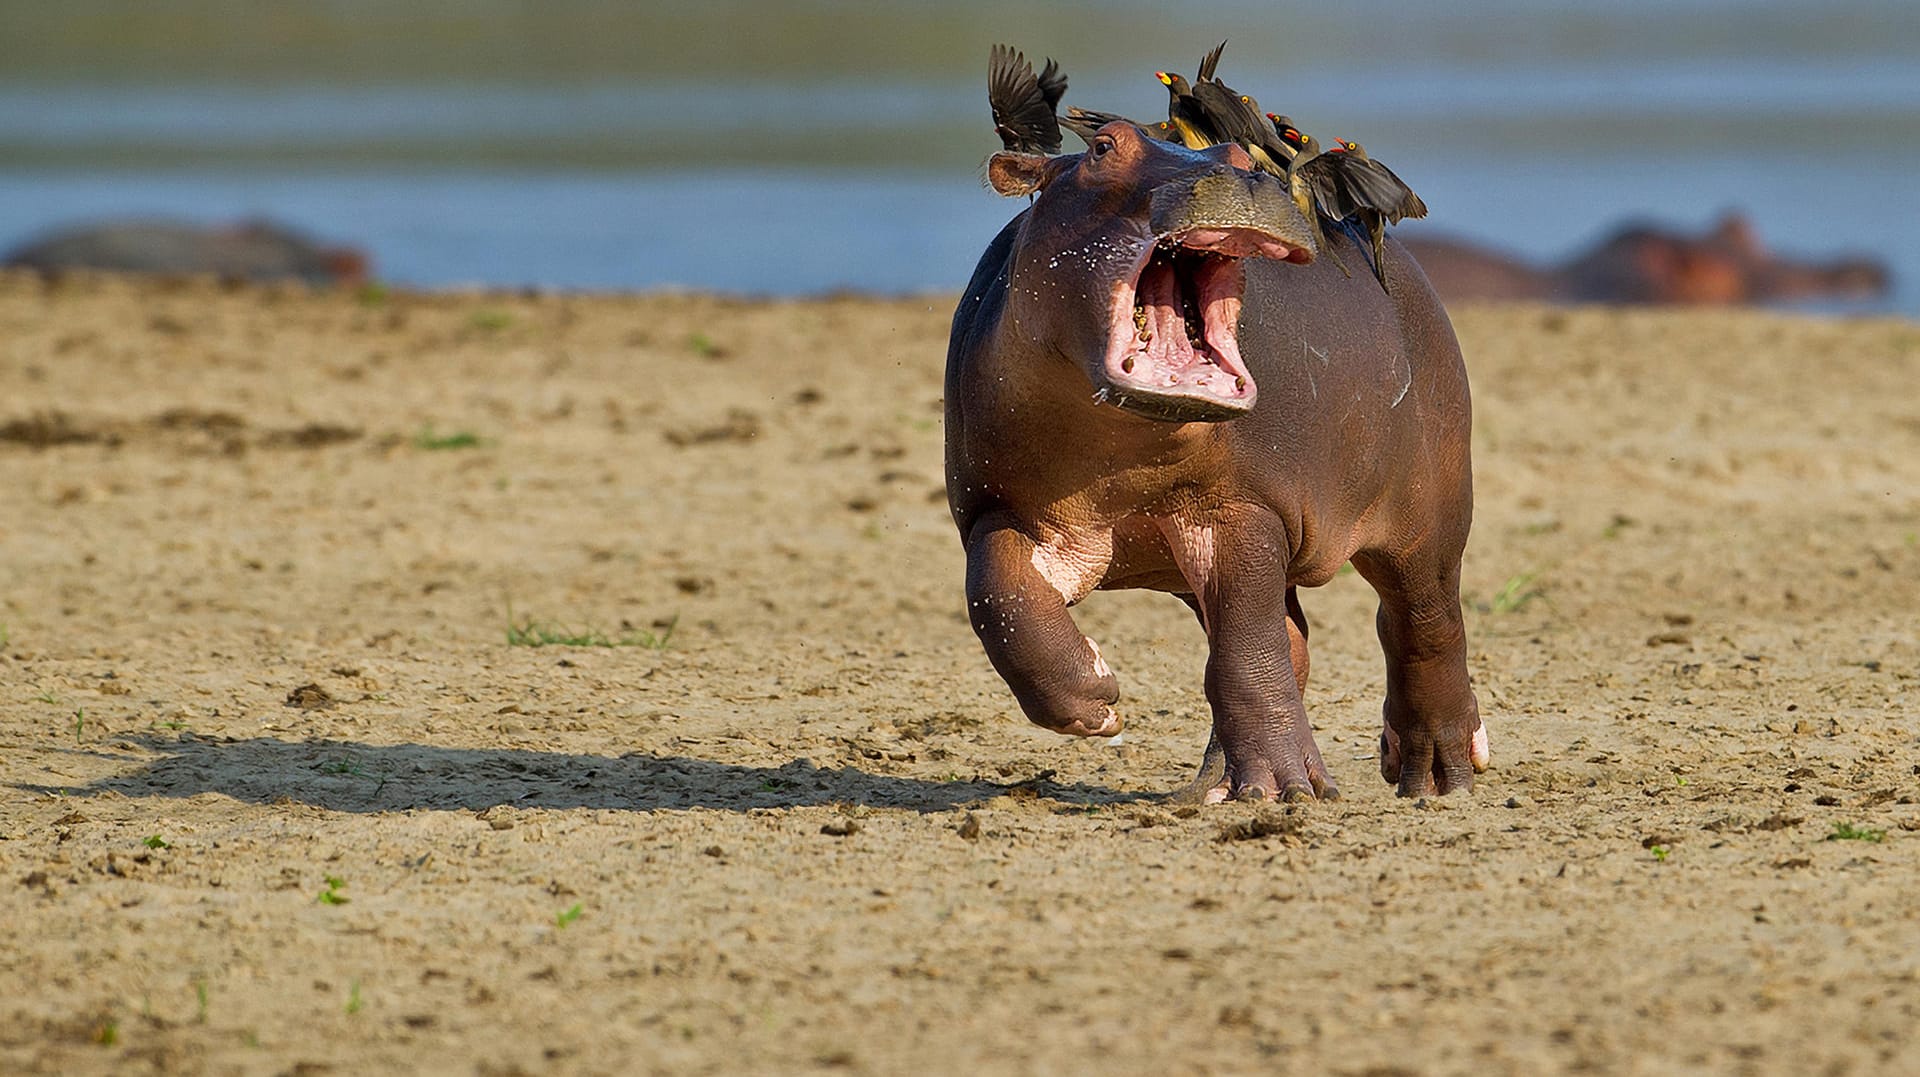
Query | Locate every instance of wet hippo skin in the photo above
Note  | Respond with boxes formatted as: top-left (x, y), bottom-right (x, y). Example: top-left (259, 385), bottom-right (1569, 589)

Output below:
top-left (946, 124), bottom-right (1488, 801)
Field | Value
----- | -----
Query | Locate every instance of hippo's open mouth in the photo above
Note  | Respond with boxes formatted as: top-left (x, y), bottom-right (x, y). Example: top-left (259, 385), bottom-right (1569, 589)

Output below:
top-left (1099, 228), bottom-right (1296, 421)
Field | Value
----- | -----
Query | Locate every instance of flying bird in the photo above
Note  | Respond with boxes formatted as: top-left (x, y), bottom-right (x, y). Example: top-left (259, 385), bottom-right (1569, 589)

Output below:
top-left (988, 44), bottom-right (1068, 154)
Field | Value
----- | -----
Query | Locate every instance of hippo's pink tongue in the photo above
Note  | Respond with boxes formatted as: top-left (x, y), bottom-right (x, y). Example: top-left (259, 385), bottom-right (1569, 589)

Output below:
top-left (1103, 236), bottom-right (1258, 418)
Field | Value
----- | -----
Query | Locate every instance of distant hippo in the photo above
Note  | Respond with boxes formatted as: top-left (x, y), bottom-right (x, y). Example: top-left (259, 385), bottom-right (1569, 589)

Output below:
top-left (1402, 212), bottom-right (1889, 307)
top-left (4, 218), bottom-right (369, 286)
top-left (946, 123), bottom-right (1487, 801)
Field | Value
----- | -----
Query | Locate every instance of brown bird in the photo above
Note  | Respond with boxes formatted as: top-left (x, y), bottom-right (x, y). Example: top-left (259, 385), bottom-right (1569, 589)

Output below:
top-left (988, 44), bottom-right (1067, 154)
top-left (1266, 116), bottom-right (1354, 279)
top-left (1323, 139), bottom-right (1427, 288)
top-left (1164, 42), bottom-right (1293, 180)
top-left (1061, 107), bottom-right (1179, 146)
top-left (1155, 70), bottom-right (1221, 149)
top-left (1188, 42), bottom-right (1276, 164)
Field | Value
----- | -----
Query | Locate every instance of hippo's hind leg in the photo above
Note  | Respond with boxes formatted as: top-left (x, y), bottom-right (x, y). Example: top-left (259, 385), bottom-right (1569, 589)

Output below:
top-left (1352, 546), bottom-right (1488, 796)
top-left (1175, 587), bottom-right (1314, 803)
top-left (964, 519), bottom-right (1121, 737)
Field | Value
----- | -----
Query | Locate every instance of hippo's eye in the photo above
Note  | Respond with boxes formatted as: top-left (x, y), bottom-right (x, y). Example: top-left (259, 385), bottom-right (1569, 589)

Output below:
top-left (1091, 136), bottom-right (1115, 159)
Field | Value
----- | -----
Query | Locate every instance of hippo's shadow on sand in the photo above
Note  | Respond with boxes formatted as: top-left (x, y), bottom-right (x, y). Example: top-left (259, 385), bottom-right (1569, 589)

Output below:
top-left (30, 734), bottom-right (1147, 814)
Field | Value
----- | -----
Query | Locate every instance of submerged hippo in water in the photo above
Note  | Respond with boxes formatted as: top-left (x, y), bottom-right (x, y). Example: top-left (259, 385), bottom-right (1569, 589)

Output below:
top-left (1402, 212), bottom-right (1889, 307)
top-left (947, 123), bottom-right (1487, 800)
top-left (4, 218), bottom-right (369, 286)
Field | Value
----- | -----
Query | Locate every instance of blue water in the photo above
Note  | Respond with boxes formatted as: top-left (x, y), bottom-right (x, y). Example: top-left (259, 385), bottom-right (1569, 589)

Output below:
top-left (2, 1), bottom-right (1916, 311)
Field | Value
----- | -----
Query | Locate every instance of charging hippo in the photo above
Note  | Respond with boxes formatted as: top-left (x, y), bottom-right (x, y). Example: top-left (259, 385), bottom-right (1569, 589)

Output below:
top-left (946, 122), bottom-right (1488, 800)
top-left (1402, 212), bottom-right (1889, 307)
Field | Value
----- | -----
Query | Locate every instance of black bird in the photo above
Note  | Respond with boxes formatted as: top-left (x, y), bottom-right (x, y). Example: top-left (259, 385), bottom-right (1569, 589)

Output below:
top-left (1155, 42), bottom-right (1293, 179)
top-left (1324, 140), bottom-right (1426, 284)
top-left (1155, 70), bottom-right (1220, 149)
top-left (1267, 116), bottom-right (1353, 279)
top-left (988, 44), bottom-right (1067, 154)
top-left (1323, 139), bottom-right (1428, 289)
top-left (1061, 107), bottom-right (1179, 146)
top-left (1188, 42), bottom-right (1273, 160)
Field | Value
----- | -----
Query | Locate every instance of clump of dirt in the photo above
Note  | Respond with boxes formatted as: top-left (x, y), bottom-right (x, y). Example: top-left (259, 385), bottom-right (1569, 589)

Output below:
top-left (664, 407), bottom-right (760, 446)
top-left (284, 684), bottom-right (336, 710)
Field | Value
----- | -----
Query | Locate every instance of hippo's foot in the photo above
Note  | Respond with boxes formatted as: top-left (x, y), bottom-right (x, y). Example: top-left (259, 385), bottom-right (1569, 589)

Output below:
top-left (1380, 719), bottom-right (1489, 797)
top-left (1171, 727), bottom-right (1338, 804)
top-left (1025, 635), bottom-right (1124, 738)
top-left (1045, 703), bottom-right (1123, 738)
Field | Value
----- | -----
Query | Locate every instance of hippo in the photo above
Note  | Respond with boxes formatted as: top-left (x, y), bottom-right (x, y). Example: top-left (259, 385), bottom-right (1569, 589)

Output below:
top-left (4, 218), bottom-right (369, 286)
top-left (1401, 212), bottom-right (1889, 307)
top-left (946, 122), bottom-right (1488, 801)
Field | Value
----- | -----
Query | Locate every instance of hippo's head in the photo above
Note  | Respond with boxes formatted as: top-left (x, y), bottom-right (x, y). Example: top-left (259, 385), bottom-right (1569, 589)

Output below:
top-left (986, 123), bottom-right (1316, 421)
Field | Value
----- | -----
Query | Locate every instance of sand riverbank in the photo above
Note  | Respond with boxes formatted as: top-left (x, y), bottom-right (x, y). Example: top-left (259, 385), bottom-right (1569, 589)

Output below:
top-left (2, 272), bottom-right (1917, 1074)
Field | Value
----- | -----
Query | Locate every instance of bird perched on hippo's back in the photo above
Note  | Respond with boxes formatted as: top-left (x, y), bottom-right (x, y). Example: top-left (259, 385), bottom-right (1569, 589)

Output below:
top-left (1267, 115), bottom-right (1426, 291)
top-left (1326, 138), bottom-right (1428, 289)
top-left (1155, 68), bottom-right (1222, 150)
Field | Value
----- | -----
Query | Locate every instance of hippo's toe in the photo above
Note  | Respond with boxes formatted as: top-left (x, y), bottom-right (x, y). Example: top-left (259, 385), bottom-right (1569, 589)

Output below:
top-left (1381, 720), bottom-right (1489, 796)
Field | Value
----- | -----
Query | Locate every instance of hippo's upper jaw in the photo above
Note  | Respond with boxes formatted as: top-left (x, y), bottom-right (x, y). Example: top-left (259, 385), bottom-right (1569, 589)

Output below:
top-left (1097, 227), bottom-right (1294, 422)
top-left (983, 125), bottom-right (1318, 424)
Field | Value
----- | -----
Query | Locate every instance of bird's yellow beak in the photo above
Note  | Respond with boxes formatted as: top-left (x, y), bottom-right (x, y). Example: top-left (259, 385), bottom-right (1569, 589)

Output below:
top-left (1156, 72), bottom-right (1173, 86)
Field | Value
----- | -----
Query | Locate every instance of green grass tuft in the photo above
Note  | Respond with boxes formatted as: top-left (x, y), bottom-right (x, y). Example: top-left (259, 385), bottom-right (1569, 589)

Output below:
top-left (555, 903), bottom-right (584, 929)
top-left (1488, 572), bottom-right (1545, 613)
top-left (412, 426), bottom-right (483, 451)
top-left (1828, 822), bottom-right (1885, 843)
top-left (1648, 844), bottom-right (1670, 861)
top-left (143, 835), bottom-right (170, 850)
top-left (316, 875), bottom-right (350, 905)
top-left (468, 308), bottom-right (512, 331)
top-left (345, 980), bottom-right (364, 1015)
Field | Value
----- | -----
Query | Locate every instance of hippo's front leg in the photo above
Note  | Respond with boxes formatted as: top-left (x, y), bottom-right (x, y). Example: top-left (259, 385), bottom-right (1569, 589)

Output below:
top-left (1181, 513), bottom-right (1337, 802)
top-left (964, 519), bottom-right (1122, 737)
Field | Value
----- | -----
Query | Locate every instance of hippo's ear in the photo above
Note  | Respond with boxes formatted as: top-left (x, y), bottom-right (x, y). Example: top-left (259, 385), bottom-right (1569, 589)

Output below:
top-left (985, 152), bottom-right (1074, 197)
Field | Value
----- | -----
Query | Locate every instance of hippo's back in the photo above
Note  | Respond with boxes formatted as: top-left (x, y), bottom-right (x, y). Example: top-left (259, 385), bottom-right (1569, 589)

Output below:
top-left (1231, 227), bottom-right (1472, 536)
top-left (5, 219), bottom-right (366, 285)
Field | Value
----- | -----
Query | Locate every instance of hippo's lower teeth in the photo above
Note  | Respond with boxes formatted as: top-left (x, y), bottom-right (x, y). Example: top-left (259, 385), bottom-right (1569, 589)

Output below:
top-left (1121, 356), bottom-right (1135, 373)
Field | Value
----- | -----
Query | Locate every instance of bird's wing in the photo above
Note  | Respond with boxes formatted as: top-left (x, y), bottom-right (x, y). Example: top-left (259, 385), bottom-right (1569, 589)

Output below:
top-left (1301, 157), bottom-right (1358, 220)
top-left (1036, 57), bottom-right (1069, 112)
top-left (988, 44), bottom-right (1063, 154)
top-left (1197, 40), bottom-right (1228, 83)
top-left (1062, 108), bottom-right (1138, 145)
top-left (1343, 157), bottom-right (1428, 222)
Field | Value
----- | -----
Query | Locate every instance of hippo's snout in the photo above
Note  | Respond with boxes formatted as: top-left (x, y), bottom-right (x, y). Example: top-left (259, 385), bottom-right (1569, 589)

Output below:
top-left (1085, 163), bottom-right (1322, 425)
top-left (1149, 167), bottom-right (1316, 261)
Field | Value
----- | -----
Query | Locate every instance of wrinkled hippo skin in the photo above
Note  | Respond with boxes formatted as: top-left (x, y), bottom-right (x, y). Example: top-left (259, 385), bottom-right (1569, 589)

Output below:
top-left (5, 218), bottom-right (369, 286)
top-left (1403, 212), bottom-right (1889, 306)
top-left (946, 124), bottom-right (1487, 801)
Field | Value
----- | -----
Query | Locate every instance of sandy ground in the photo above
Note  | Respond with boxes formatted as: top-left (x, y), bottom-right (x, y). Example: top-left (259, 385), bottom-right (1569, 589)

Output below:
top-left (1, 270), bottom-right (1917, 1076)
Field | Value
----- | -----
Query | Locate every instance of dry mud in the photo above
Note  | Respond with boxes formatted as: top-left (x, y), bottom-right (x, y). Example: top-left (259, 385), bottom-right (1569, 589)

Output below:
top-left (2, 272), bottom-right (1918, 1076)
